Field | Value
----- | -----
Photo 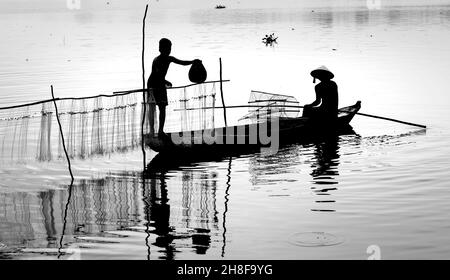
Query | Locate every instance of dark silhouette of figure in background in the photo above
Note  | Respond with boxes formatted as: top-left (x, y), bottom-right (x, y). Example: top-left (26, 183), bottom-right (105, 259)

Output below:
top-left (303, 66), bottom-right (339, 123)
top-left (147, 38), bottom-right (200, 137)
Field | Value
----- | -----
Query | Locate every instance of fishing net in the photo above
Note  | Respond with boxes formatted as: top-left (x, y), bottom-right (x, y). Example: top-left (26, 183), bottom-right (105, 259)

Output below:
top-left (239, 90), bottom-right (300, 123)
top-left (0, 93), bottom-right (142, 164)
top-left (0, 82), bottom-right (218, 164)
top-left (146, 82), bottom-right (217, 135)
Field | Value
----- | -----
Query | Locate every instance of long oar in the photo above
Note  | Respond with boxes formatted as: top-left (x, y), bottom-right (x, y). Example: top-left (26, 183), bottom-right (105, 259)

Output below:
top-left (353, 111), bottom-right (426, 128)
top-left (175, 104), bottom-right (427, 128)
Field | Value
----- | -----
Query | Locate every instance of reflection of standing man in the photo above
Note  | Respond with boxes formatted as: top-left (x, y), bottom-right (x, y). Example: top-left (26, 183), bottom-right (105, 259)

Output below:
top-left (145, 173), bottom-right (175, 260)
top-left (149, 175), bottom-right (170, 236)
top-left (192, 228), bottom-right (211, 255)
top-left (144, 159), bottom-right (215, 258)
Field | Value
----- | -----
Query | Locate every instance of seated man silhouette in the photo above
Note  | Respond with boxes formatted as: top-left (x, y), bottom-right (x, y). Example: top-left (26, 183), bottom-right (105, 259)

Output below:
top-left (303, 66), bottom-right (339, 123)
top-left (147, 38), bottom-right (200, 137)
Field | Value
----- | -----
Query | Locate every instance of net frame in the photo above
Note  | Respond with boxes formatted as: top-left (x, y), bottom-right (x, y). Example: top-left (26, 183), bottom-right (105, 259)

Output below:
top-left (239, 90), bottom-right (300, 123)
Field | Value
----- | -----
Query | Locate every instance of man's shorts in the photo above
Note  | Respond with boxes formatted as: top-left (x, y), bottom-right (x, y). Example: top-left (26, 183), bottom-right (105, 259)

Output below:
top-left (148, 88), bottom-right (168, 107)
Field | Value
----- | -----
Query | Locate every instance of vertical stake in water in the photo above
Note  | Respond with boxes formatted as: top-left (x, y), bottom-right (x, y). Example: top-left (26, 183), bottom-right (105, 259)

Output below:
top-left (141, 4), bottom-right (149, 171)
top-left (52, 85), bottom-right (75, 258)
top-left (219, 58), bottom-right (227, 127)
top-left (140, 5), bottom-right (151, 258)
top-left (50, 85), bottom-right (74, 182)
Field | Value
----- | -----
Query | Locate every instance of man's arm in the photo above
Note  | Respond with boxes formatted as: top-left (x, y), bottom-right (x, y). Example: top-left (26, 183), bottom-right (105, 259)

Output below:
top-left (306, 90), bottom-right (321, 107)
top-left (308, 99), bottom-right (321, 107)
top-left (169, 56), bottom-right (200, 66)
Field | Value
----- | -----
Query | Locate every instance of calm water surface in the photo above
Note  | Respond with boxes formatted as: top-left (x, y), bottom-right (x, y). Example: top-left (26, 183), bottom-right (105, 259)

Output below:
top-left (1, 2), bottom-right (450, 259)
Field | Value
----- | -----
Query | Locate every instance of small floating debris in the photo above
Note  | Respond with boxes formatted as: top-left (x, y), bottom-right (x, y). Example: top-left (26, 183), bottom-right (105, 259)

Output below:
top-left (288, 232), bottom-right (344, 247)
top-left (332, 48), bottom-right (337, 51)
top-left (262, 33), bottom-right (278, 46)
top-left (215, 5), bottom-right (226, 9)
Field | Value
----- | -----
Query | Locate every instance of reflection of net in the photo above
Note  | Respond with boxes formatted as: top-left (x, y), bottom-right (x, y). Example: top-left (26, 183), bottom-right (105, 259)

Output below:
top-left (239, 90), bottom-right (299, 123)
top-left (0, 175), bottom-right (142, 247)
top-left (0, 82), bottom-right (217, 164)
top-left (0, 93), bottom-right (143, 164)
top-left (147, 82), bottom-right (217, 134)
top-left (171, 170), bottom-right (219, 231)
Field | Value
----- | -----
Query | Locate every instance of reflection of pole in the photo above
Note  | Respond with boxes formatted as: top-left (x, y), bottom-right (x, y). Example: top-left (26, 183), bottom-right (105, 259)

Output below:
top-left (143, 178), bottom-right (151, 260)
top-left (141, 4), bottom-right (149, 171)
top-left (221, 156), bottom-right (232, 257)
top-left (219, 58), bottom-right (227, 127)
top-left (58, 179), bottom-right (74, 258)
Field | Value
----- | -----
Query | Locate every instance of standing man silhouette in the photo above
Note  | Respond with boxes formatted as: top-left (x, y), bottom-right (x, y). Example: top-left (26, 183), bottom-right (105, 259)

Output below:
top-left (147, 38), bottom-right (200, 137)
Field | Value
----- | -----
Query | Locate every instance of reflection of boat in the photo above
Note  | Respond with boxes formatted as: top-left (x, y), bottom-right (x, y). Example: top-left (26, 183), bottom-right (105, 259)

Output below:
top-left (144, 101), bottom-right (361, 157)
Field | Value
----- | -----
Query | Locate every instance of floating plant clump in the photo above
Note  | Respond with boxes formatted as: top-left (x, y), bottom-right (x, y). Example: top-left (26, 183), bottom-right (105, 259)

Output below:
top-left (262, 33), bottom-right (278, 46)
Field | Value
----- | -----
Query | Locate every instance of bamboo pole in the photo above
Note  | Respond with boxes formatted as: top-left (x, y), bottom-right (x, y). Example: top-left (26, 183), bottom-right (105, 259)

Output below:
top-left (0, 91), bottom-right (140, 110)
top-left (112, 80), bottom-right (230, 94)
top-left (251, 90), bottom-right (298, 98)
top-left (140, 6), bottom-right (151, 260)
top-left (0, 80), bottom-right (231, 111)
top-left (355, 112), bottom-right (426, 128)
top-left (175, 104), bottom-right (427, 128)
top-left (50, 85), bottom-right (74, 181)
top-left (219, 58), bottom-right (227, 127)
top-left (141, 4), bottom-right (148, 171)
top-left (174, 104), bottom-right (305, 111)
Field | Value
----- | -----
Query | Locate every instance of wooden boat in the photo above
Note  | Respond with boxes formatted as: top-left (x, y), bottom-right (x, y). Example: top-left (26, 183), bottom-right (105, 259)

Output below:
top-left (144, 101), bottom-right (361, 156)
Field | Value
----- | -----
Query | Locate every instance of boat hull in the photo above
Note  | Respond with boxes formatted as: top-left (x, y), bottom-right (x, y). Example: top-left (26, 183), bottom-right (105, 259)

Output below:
top-left (144, 101), bottom-right (361, 155)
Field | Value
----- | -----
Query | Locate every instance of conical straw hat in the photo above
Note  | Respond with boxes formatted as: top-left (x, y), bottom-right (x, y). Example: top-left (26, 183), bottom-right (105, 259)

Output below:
top-left (310, 65), bottom-right (334, 80)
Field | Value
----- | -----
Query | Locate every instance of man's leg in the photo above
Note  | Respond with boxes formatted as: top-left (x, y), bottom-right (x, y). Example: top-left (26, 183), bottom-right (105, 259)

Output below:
top-left (158, 105), bottom-right (166, 135)
top-left (149, 103), bottom-right (155, 135)
top-left (147, 90), bottom-right (156, 135)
